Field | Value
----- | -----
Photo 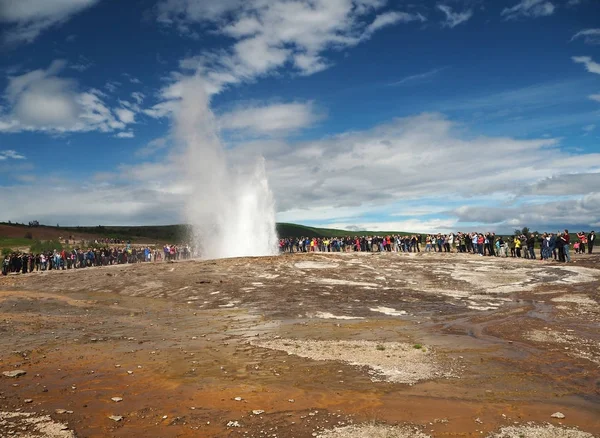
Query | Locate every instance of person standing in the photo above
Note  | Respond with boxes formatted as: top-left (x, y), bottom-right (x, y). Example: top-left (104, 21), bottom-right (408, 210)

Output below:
top-left (527, 233), bottom-right (536, 260)
top-left (588, 231), bottom-right (595, 254)
top-left (562, 230), bottom-right (571, 263)
top-left (577, 231), bottom-right (587, 254)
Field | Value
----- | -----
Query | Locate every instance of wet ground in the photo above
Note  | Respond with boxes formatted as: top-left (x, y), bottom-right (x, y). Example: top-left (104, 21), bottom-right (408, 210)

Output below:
top-left (0, 252), bottom-right (599, 437)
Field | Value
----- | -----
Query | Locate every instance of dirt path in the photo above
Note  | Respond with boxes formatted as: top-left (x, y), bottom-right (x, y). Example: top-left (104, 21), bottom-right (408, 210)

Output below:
top-left (1, 252), bottom-right (599, 437)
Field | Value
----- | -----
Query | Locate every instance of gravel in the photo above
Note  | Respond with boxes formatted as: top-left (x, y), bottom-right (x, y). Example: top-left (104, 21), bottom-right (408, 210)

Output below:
top-left (317, 424), bottom-right (431, 438)
top-left (0, 411), bottom-right (74, 438)
top-left (487, 424), bottom-right (595, 438)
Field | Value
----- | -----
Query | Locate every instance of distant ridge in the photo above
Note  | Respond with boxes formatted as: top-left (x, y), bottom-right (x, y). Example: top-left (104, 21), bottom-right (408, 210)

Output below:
top-left (0, 222), bottom-right (409, 246)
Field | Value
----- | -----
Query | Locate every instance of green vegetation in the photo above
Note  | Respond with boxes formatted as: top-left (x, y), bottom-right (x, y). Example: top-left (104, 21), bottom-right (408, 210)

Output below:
top-left (29, 240), bottom-right (63, 253)
top-left (1, 247), bottom-right (13, 256)
top-left (60, 225), bottom-right (191, 242)
top-left (413, 344), bottom-right (422, 349)
top-left (276, 223), bottom-right (410, 239)
top-left (0, 221), bottom-right (588, 246)
top-left (0, 237), bottom-right (33, 249)
top-left (376, 344), bottom-right (386, 351)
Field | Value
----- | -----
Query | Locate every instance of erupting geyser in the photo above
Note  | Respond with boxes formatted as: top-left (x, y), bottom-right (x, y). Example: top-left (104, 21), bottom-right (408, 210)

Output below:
top-left (177, 78), bottom-right (279, 259)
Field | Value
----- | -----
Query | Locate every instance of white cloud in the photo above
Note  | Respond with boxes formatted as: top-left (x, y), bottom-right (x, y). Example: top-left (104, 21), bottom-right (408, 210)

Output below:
top-left (218, 101), bottom-right (321, 136)
top-left (115, 131), bottom-right (134, 138)
top-left (69, 56), bottom-right (93, 72)
top-left (363, 11), bottom-right (426, 36)
top-left (104, 81), bottom-right (121, 93)
top-left (437, 5), bottom-right (473, 28)
top-left (131, 92), bottom-right (145, 105)
top-left (0, 60), bottom-right (132, 133)
top-left (313, 219), bottom-right (459, 234)
top-left (0, 150), bottom-right (26, 160)
top-left (147, 1), bottom-right (427, 119)
top-left (136, 137), bottom-right (170, 157)
top-left (2, 112), bottom-right (600, 230)
top-left (583, 124), bottom-right (596, 132)
top-left (572, 56), bottom-right (600, 75)
top-left (155, 0), bottom-right (426, 94)
top-left (590, 94), bottom-right (600, 103)
top-left (257, 113), bottom-right (600, 215)
top-left (571, 28), bottom-right (600, 45)
top-left (115, 107), bottom-right (135, 124)
top-left (389, 67), bottom-right (446, 86)
top-left (501, 0), bottom-right (555, 19)
top-left (453, 192), bottom-right (600, 230)
top-left (0, 0), bottom-right (100, 45)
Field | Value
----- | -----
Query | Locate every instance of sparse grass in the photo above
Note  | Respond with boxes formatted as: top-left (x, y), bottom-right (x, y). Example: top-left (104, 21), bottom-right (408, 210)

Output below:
top-left (0, 237), bottom-right (32, 249)
top-left (376, 344), bottom-right (386, 351)
top-left (413, 344), bottom-right (422, 349)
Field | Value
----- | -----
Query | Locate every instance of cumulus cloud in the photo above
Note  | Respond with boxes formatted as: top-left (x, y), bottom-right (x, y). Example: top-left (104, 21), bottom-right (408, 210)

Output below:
top-left (590, 94), bottom-right (600, 102)
top-left (257, 113), bottom-right (600, 214)
top-left (131, 92), bottom-right (145, 105)
top-left (218, 101), bottom-right (321, 136)
top-left (572, 56), bottom-right (600, 75)
top-left (2, 112), bottom-right (600, 230)
top-left (115, 107), bottom-right (135, 124)
top-left (0, 0), bottom-right (100, 45)
top-left (0, 60), bottom-right (134, 133)
top-left (146, 1), bottom-right (427, 118)
top-left (501, 0), bottom-right (555, 19)
top-left (453, 192), bottom-right (600, 230)
top-left (154, 0), bottom-right (425, 96)
top-left (571, 28), bottom-right (600, 45)
top-left (437, 5), bottom-right (473, 28)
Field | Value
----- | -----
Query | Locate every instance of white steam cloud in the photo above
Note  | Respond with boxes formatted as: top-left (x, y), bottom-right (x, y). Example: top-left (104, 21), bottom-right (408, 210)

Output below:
top-left (176, 77), bottom-right (278, 259)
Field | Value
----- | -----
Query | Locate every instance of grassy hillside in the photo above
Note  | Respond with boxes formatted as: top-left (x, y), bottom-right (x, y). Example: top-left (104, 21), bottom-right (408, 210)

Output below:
top-left (276, 223), bottom-right (411, 238)
top-left (2, 222), bottom-right (584, 250)
top-left (0, 222), bottom-right (410, 248)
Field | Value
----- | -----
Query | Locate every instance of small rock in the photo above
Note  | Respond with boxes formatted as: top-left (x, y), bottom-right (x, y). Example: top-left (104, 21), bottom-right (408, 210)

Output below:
top-left (24, 399), bottom-right (33, 403)
top-left (551, 412), bottom-right (566, 419)
top-left (111, 397), bottom-right (123, 402)
top-left (227, 421), bottom-right (241, 427)
top-left (55, 409), bottom-right (67, 414)
top-left (109, 415), bottom-right (123, 422)
top-left (2, 370), bottom-right (26, 378)
top-left (234, 397), bottom-right (242, 401)
top-left (252, 410), bottom-right (265, 415)
top-left (127, 371), bottom-right (133, 375)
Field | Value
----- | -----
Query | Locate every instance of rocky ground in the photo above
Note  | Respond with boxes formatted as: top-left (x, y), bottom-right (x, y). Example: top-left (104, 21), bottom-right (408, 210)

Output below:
top-left (0, 251), bottom-right (599, 437)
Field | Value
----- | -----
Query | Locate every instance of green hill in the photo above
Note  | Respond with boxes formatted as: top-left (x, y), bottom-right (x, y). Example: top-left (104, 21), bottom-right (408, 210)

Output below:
top-left (0, 222), bottom-right (410, 247)
top-left (276, 223), bottom-right (411, 238)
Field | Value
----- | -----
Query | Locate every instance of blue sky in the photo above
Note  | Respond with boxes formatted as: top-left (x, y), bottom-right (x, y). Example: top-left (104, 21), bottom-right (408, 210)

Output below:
top-left (0, 0), bottom-right (599, 233)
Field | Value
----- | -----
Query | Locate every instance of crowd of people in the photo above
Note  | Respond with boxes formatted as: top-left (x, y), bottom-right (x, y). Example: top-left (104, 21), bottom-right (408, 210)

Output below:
top-left (278, 230), bottom-right (596, 263)
top-left (1, 229), bottom-right (596, 276)
top-left (2, 243), bottom-right (193, 276)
